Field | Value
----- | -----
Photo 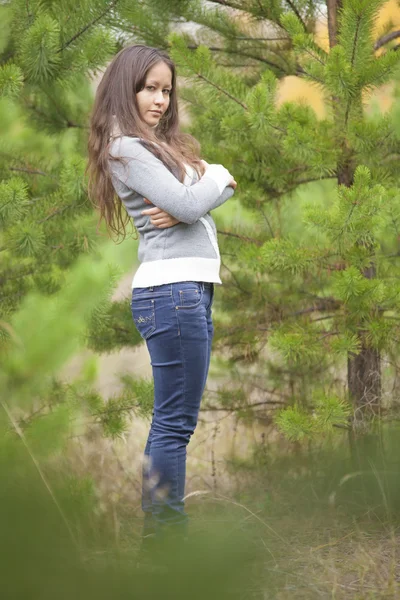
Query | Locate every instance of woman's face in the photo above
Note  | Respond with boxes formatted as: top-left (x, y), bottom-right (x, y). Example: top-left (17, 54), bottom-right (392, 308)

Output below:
top-left (136, 61), bottom-right (173, 129)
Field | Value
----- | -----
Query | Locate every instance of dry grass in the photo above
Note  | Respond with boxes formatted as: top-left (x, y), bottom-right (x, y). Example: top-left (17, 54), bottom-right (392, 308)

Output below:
top-left (266, 525), bottom-right (400, 599)
top-left (180, 494), bottom-right (400, 599)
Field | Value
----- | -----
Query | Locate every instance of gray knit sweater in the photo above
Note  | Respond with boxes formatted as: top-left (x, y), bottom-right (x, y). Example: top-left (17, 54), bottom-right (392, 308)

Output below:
top-left (109, 136), bottom-right (235, 287)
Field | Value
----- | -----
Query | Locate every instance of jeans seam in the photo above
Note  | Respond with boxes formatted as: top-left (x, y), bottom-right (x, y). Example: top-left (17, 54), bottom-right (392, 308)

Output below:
top-left (176, 303), bottom-right (186, 431)
top-left (206, 283), bottom-right (214, 312)
top-left (174, 294), bottom-right (186, 511)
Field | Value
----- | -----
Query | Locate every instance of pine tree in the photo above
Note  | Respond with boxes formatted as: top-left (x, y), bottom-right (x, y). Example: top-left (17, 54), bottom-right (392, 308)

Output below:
top-left (126, 0), bottom-right (400, 439)
top-left (0, 1), bottom-right (150, 355)
top-left (0, 1), bottom-right (161, 438)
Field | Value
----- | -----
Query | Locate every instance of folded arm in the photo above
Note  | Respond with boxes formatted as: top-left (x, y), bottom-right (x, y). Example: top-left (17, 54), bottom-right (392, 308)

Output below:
top-left (109, 137), bottom-right (234, 224)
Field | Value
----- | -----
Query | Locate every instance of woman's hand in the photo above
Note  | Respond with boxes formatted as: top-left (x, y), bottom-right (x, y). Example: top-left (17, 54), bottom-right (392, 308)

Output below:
top-left (141, 198), bottom-right (180, 228)
top-left (201, 159), bottom-right (237, 190)
top-left (229, 178), bottom-right (237, 190)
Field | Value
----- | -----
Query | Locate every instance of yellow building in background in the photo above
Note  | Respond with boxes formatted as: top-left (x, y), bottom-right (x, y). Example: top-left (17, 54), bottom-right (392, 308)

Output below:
top-left (277, 0), bottom-right (400, 118)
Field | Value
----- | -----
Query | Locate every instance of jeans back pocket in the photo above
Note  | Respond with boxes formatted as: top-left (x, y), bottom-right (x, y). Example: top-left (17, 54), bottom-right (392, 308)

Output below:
top-left (131, 300), bottom-right (156, 340)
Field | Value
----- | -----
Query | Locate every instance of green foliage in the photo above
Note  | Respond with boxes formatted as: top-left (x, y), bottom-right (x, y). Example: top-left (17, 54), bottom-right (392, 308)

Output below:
top-left (245, 70), bottom-right (278, 130)
top-left (338, 0), bottom-right (384, 73)
top-left (275, 406), bottom-right (314, 441)
top-left (0, 0), bottom-right (144, 360)
top-left (324, 46), bottom-right (357, 99)
top-left (313, 393), bottom-right (351, 430)
top-left (119, 374), bottom-right (155, 418)
top-left (259, 237), bottom-right (315, 274)
top-left (24, 402), bottom-right (73, 458)
top-left (19, 14), bottom-right (61, 82)
top-left (0, 63), bottom-right (24, 97)
top-left (1, 244), bottom-right (126, 401)
top-left (64, 372), bottom-right (154, 440)
top-left (275, 394), bottom-right (351, 441)
top-left (5, 221), bottom-right (46, 257)
top-left (269, 325), bottom-right (323, 364)
top-left (0, 176), bottom-right (30, 224)
top-left (90, 375), bottom-right (155, 438)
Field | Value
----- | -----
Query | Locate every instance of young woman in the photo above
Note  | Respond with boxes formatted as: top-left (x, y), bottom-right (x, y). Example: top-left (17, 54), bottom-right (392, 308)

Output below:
top-left (87, 45), bottom-right (236, 545)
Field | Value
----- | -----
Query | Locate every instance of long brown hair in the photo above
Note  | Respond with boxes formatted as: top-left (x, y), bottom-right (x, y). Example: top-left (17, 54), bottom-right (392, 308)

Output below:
top-left (86, 44), bottom-right (205, 238)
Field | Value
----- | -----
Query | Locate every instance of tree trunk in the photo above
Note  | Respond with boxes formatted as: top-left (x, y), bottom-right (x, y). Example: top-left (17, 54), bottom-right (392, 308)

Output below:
top-left (347, 341), bottom-right (381, 432)
top-left (348, 260), bottom-right (381, 433)
top-left (326, 0), bottom-right (343, 47)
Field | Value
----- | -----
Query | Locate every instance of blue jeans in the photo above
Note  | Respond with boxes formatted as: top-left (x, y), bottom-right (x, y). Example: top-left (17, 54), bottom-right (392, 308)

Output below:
top-left (131, 281), bottom-right (214, 538)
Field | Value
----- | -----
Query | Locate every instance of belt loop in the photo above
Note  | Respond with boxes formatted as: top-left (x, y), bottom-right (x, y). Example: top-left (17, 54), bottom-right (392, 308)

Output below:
top-left (200, 282), bottom-right (204, 291)
top-left (149, 286), bottom-right (154, 292)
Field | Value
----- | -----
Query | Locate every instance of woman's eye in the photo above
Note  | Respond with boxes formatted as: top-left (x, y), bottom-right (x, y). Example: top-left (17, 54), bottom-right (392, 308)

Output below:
top-left (146, 85), bottom-right (155, 91)
top-left (163, 89), bottom-right (171, 95)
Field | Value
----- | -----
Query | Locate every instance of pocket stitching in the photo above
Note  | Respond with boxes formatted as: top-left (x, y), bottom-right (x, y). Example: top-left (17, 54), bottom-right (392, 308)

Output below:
top-left (178, 288), bottom-right (203, 309)
top-left (131, 299), bottom-right (156, 339)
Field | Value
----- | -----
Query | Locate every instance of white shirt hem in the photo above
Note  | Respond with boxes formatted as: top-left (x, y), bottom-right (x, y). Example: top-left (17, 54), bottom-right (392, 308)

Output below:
top-left (132, 257), bottom-right (222, 288)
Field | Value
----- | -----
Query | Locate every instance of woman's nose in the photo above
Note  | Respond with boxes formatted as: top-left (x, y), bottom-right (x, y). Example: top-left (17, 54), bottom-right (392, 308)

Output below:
top-left (154, 90), bottom-right (164, 105)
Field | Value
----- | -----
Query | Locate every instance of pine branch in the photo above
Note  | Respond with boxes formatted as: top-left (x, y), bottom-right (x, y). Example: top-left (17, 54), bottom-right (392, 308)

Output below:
top-left (286, 300), bottom-right (341, 317)
top-left (374, 29), bottom-right (400, 51)
top-left (186, 44), bottom-right (288, 75)
top-left (344, 13), bottom-right (362, 128)
top-left (57, 0), bottom-right (120, 53)
top-left (255, 0), bottom-right (273, 19)
top-left (237, 37), bottom-right (290, 42)
top-left (9, 166), bottom-right (48, 176)
top-left (206, 0), bottom-right (248, 10)
top-left (111, 326), bottom-right (133, 334)
top-left (257, 204), bottom-right (275, 238)
top-left (25, 99), bottom-right (85, 130)
top-left (245, 380), bottom-right (293, 399)
top-left (319, 330), bottom-right (340, 339)
top-left (201, 400), bottom-right (286, 412)
top-left (1, 151), bottom-right (55, 179)
top-left (294, 176), bottom-right (337, 186)
top-left (196, 72), bottom-right (248, 109)
top-left (257, 175), bottom-right (337, 203)
top-left (221, 260), bottom-right (251, 295)
top-left (284, 0), bottom-right (307, 31)
top-left (297, 64), bottom-right (325, 84)
top-left (0, 269), bottom-right (35, 283)
top-left (224, 350), bottom-right (262, 362)
top-left (216, 229), bottom-right (263, 245)
top-left (94, 403), bottom-right (137, 417)
top-left (0, 296), bottom-right (24, 313)
top-left (302, 46), bottom-right (326, 66)
top-left (44, 91), bottom-right (84, 128)
top-left (37, 204), bottom-right (73, 223)
top-left (17, 404), bottom-right (50, 429)
top-left (311, 315), bottom-right (338, 323)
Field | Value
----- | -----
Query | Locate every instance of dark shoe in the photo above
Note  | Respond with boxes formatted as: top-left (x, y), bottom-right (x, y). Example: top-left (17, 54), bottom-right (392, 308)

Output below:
top-left (135, 533), bottom-right (168, 573)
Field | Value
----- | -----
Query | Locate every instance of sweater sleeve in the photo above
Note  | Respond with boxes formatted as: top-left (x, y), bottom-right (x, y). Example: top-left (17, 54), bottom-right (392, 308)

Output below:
top-left (109, 137), bottom-right (234, 225)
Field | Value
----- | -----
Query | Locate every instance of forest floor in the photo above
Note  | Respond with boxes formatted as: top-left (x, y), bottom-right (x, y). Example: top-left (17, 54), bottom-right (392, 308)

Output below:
top-left (100, 439), bottom-right (400, 600)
